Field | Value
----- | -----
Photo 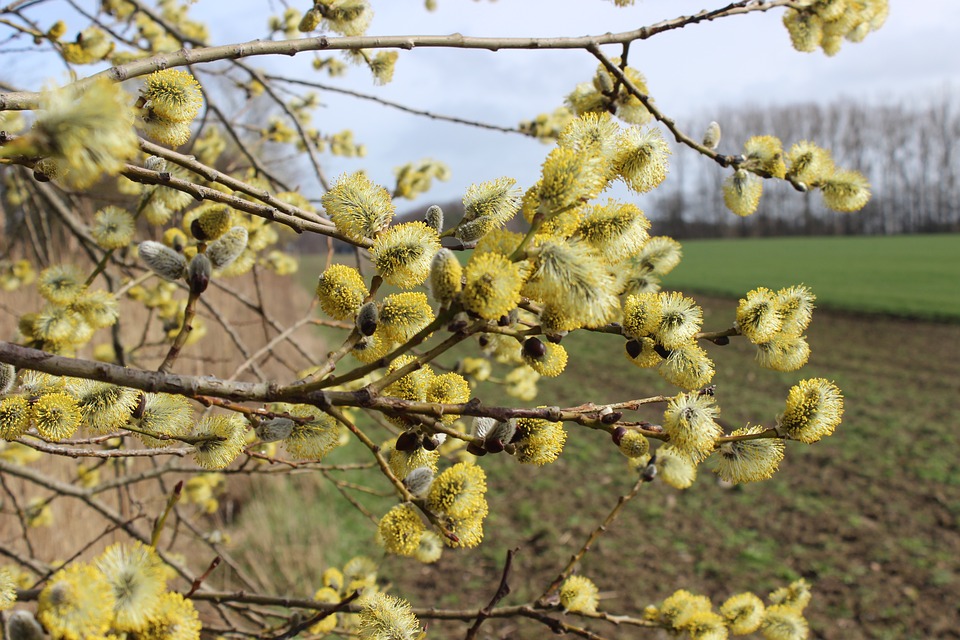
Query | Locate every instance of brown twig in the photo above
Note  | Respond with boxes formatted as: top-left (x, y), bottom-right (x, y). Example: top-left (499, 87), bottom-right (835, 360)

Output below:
top-left (185, 556), bottom-right (222, 598)
top-left (538, 474), bottom-right (647, 606)
top-left (465, 547), bottom-right (520, 640)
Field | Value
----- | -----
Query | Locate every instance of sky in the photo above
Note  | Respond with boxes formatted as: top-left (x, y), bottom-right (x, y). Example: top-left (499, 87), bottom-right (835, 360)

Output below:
top-left (6, 0), bottom-right (960, 207)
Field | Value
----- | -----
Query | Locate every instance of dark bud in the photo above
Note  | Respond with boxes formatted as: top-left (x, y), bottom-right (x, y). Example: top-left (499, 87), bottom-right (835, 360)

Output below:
top-left (466, 442), bottom-right (487, 456)
top-left (625, 339), bottom-right (642, 359)
top-left (395, 430), bottom-right (421, 452)
top-left (33, 169), bottom-right (51, 182)
top-left (478, 335), bottom-right (490, 348)
top-left (421, 435), bottom-right (440, 451)
top-left (642, 455), bottom-right (658, 482)
top-left (642, 463), bottom-right (658, 482)
top-left (190, 218), bottom-right (211, 242)
top-left (601, 411), bottom-right (623, 425)
top-left (497, 315), bottom-right (510, 326)
top-left (611, 426), bottom-right (627, 445)
top-left (713, 336), bottom-right (730, 346)
top-left (546, 332), bottom-right (565, 344)
top-left (484, 438), bottom-right (505, 454)
top-left (523, 337), bottom-right (546, 359)
top-left (653, 343), bottom-right (671, 359)
top-left (447, 318), bottom-right (469, 333)
top-left (356, 301), bottom-right (380, 336)
top-left (187, 253), bottom-right (212, 295)
top-left (132, 392), bottom-right (147, 420)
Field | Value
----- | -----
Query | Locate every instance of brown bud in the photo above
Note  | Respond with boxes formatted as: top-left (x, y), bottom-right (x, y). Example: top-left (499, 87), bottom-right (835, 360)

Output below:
top-left (190, 217), bottom-right (211, 242)
top-left (611, 426), bottom-right (626, 445)
top-left (523, 337), bottom-right (546, 359)
top-left (713, 336), bottom-right (730, 346)
top-left (395, 430), bottom-right (421, 452)
top-left (466, 442), bottom-right (487, 456)
top-left (131, 392), bottom-right (147, 420)
top-left (601, 411), bottom-right (623, 425)
top-left (625, 339), bottom-right (642, 359)
top-left (484, 438), bottom-right (505, 454)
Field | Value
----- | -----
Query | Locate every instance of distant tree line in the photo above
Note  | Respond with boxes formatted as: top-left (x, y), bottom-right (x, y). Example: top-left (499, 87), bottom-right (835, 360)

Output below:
top-left (648, 89), bottom-right (960, 238)
top-left (298, 89), bottom-right (960, 255)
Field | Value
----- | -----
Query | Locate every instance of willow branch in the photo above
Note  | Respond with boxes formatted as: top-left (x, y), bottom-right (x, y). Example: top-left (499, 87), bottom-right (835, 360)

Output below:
top-left (137, 138), bottom-right (331, 227)
top-left (0, 342), bottom-right (671, 436)
top-left (121, 165), bottom-right (368, 245)
top-left (267, 73), bottom-right (525, 135)
top-left (0, 0), bottom-right (794, 109)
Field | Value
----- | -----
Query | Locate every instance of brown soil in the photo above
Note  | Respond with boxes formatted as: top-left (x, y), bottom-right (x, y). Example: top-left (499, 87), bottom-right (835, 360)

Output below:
top-left (384, 297), bottom-right (960, 639)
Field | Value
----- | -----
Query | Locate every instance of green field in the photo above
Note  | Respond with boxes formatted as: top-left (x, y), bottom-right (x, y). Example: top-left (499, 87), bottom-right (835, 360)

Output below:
top-left (663, 234), bottom-right (960, 321)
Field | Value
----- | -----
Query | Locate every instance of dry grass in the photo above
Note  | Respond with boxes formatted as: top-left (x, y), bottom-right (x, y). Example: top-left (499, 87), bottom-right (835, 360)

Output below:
top-left (0, 257), bottom-right (332, 599)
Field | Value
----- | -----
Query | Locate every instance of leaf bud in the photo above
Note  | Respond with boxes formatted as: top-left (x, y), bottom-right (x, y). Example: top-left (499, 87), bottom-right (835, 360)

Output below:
top-left (424, 204), bottom-right (444, 233)
top-left (523, 337), bottom-right (547, 359)
top-left (429, 248), bottom-right (462, 305)
top-left (207, 226), bottom-right (248, 270)
top-left (256, 417), bottom-right (295, 443)
top-left (702, 121), bottom-right (721, 150)
top-left (139, 240), bottom-right (187, 281)
top-left (403, 466), bottom-right (434, 496)
top-left (594, 66), bottom-right (615, 94)
top-left (454, 216), bottom-right (495, 243)
top-left (0, 363), bottom-right (15, 395)
top-left (5, 610), bottom-right (45, 640)
top-left (485, 419), bottom-right (516, 449)
top-left (187, 252), bottom-right (212, 295)
top-left (144, 155), bottom-right (167, 172)
top-left (356, 301), bottom-right (380, 336)
top-left (601, 410), bottom-right (623, 425)
top-left (641, 455), bottom-right (658, 482)
top-left (471, 416), bottom-right (496, 440)
top-left (625, 339), bottom-right (643, 359)
top-left (395, 430), bottom-right (421, 452)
